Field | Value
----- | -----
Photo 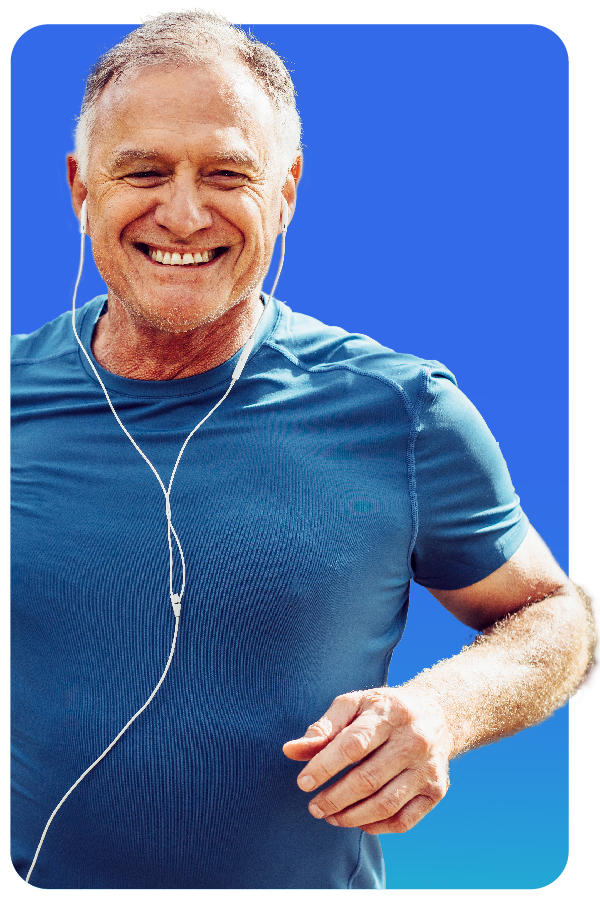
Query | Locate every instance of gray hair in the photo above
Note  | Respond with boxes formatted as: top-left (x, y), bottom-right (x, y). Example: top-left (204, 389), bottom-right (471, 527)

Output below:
top-left (74, 10), bottom-right (302, 182)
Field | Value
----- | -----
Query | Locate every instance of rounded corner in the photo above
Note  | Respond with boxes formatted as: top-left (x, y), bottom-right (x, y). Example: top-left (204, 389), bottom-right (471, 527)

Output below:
top-left (534, 843), bottom-right (570, 889)
top-left (9, 851), bottom-right (37, 889)
top-left (530, 23), bottom-right (569, 63)
top-left (10, 23), bottom-right (52, 62)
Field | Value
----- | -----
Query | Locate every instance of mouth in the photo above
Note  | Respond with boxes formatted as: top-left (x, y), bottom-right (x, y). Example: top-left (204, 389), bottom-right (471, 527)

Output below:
top-left (137, 244), bottom-right (228, 267)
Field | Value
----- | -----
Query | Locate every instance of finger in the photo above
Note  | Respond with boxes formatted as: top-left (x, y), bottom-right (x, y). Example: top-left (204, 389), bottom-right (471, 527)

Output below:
top-left (317, 766), bottom-right (423, 827)
top-left (306, 739), bottom-right (415, 818)
top-left (360, 793), bottom-right (438, 834)
top-left (283, 693), bottom-right (363, 765)
top-left (297, 708), bottom-right (393, 793)
top-left (282, 733), bottom-right (330, 762)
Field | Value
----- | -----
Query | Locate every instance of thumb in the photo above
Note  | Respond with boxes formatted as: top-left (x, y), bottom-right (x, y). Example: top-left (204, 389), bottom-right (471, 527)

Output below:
top-left (282, 717), bottom-right (334, 761)
top-left (282, 691), bottom-right (363, 761)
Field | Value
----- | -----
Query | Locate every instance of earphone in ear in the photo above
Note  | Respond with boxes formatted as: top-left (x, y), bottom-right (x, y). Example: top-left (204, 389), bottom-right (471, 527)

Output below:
top-left (27, 163), bottom-right (290, 886)
top-left (280, 197), bottom-right (289, 233)
top-left (80, 199), bottom-right (88, 235)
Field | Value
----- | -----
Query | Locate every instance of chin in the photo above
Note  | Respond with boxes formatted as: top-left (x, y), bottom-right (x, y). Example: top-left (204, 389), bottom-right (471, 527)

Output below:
top-left (133, 306), bottom-right (223, 334)
top-left (114, 285), bottom-right (259, 335)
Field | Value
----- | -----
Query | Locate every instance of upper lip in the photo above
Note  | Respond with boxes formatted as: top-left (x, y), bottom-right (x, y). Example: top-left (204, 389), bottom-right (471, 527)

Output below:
top-left (136, 241), bottom-right (225, 254)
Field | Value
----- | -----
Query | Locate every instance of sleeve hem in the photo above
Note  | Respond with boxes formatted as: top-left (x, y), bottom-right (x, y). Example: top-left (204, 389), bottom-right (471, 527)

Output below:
top-left (413, 514), bottom-right (530, 592)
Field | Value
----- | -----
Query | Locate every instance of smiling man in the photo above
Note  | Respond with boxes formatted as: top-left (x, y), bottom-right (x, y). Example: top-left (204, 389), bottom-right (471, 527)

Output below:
top-left (69, 51), bottom-right (300, 378)
top-left (11, 10), bottom-right (595, 891)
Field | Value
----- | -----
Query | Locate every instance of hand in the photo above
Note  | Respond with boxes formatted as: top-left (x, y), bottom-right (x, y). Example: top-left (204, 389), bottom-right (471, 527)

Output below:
top-left (282, 688), bottom-right (452, 834)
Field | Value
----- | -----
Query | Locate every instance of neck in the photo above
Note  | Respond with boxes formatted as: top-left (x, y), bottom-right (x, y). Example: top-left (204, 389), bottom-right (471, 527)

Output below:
top-left (91, 292), bottom-right (265, 380)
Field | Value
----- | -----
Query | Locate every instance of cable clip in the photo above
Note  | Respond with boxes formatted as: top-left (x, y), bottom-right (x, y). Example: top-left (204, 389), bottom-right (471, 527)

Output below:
top-left (231, 335), bottom-right (255, 382)
top-left (171, 594), bottom-right (181, 618)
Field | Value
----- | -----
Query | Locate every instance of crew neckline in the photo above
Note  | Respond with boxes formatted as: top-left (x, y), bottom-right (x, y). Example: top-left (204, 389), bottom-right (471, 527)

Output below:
top-left (76, 294), bottom-right (281, 399)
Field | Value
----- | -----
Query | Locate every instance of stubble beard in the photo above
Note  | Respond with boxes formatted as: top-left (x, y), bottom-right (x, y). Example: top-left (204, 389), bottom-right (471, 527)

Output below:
top-left (104, 265), bottom-right (266, 337)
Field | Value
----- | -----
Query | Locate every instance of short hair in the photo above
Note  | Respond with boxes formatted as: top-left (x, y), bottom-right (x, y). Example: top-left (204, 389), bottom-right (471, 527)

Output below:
top-left (74, 10), bottom-right (302, 182)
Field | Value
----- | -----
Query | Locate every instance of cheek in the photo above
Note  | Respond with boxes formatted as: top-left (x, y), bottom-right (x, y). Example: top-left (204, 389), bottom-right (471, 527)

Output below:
top-left (243, 210), bottom-right (278, 262)
top-left (232, 194), bottom-right (274, 246)
top-left (92, 190), bottom-right (151, 242)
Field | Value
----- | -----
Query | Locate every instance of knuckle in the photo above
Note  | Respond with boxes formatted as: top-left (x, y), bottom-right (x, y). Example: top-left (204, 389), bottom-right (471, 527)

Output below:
top-left (306, 718), bottom-right (330, 739)
top-left (408, 729), bottom-right (429, 755)
top-left (329, 808), bottom-right (352, 825)
top-left (317, 793), bottom-right (340, 814)
top-left (337, 691), bottom-right (362, 711)
top-left (400, 796), bottom-right (435, 832)
top-left (352, 766), bottom-right (380, 794)
top-left (411, 762), bottom-right (448, 803)
top-left (368, 694), bottom-right (390, 716)
top-left (364, 689), bottom-right (400, 723)
top-left (393, 814), bottom-right (411, 834)
top-left (341, 729), bottom-right (370, 762)
top-left (372, 793), bottom-right (400, 819)
top-left (428, 778), bottom-right (446, 803)
top-left (371, 688), bottom-right (408, 719)
top-left (311, 759), bottom-right (336, 782)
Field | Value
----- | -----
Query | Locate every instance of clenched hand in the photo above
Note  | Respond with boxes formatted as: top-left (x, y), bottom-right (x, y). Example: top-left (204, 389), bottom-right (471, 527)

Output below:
top-left (282, 688), bottom-right (453, 834)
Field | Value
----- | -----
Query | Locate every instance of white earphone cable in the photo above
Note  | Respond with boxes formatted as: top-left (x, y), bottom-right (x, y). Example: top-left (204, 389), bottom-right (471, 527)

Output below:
top-left (26, 619), bottom-right (179, 884)
top-left (26, 203), bottom-right (287, 884)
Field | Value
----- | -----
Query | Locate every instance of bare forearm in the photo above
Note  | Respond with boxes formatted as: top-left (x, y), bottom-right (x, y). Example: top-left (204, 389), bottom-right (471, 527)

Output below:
top-left (401, 583), bottom-right (596, 758)
top-left (283, 538), bottom-right (596, 837)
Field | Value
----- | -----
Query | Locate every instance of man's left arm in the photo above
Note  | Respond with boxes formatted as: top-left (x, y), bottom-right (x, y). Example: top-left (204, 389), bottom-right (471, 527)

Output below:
top-left (283, 526), bottom-right (596, 833)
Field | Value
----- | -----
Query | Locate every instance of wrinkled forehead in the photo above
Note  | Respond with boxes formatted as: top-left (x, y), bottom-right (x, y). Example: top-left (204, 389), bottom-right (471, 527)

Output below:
top-left (89, 58), bottom-right (280, 166)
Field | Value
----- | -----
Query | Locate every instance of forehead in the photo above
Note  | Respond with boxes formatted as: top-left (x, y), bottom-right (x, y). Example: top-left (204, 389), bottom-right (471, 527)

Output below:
top-left (89, 59), bottom-right (278, 167)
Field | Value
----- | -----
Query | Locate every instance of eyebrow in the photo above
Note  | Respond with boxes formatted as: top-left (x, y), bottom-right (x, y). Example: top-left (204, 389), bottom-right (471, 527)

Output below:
top-left (209, 150), bottom-right (259, 169)
top-left (110, 149), bottom-right (165, 169)
top-left (109, 148), bottom-right (259, 170)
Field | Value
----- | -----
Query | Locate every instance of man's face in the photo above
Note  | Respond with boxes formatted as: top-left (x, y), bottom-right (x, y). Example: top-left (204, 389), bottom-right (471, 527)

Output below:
top-left (71, 59), bottom-right (296, 333)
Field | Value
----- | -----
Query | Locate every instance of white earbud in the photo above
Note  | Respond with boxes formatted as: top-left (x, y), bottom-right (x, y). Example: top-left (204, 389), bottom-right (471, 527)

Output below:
top-left (80, 198), bottom-right (87, 235)
top-left (28, 170), bottom-right (284, 886)
top-left (280, 197), bottom-right (289, 233)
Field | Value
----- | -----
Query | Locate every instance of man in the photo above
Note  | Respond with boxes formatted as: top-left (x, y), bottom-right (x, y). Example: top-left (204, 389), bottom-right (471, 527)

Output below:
top-left (11, 10), bottom-right (594, 890)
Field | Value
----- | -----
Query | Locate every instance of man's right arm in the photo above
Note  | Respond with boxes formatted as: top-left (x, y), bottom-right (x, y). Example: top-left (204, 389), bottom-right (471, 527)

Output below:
top-left (283, 528), bottom-right (595, 834)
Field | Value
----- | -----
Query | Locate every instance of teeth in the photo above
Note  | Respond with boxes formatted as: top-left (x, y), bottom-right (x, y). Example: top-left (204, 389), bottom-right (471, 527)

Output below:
top-left (148, 247), bottom-right (219, 265)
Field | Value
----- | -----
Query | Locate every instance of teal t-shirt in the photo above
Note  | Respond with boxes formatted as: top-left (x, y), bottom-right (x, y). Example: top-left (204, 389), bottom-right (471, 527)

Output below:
top-left (11, 296), bottom-right (528, 888)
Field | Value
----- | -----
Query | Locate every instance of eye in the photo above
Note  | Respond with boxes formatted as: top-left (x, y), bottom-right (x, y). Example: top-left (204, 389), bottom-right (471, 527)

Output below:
top-left (205, 170), bottom-right (249, 188)
top-left (123, 171), bottom-right (169, 187)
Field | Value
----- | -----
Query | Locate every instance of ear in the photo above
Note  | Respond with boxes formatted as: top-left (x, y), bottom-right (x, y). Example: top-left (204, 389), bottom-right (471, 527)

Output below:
top-left (280, 153), bottom-right (303, 232)
top-left (67, 154), bottom-right (88, 225)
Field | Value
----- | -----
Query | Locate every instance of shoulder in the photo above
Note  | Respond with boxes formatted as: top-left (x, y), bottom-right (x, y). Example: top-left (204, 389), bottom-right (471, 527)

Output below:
top-left (268, 301), bottom-right (457, 410)
top-left (11, 297), bottom-right (105, 366)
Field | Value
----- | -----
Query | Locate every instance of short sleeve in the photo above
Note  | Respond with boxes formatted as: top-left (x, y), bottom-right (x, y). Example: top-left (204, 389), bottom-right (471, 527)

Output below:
top-left (410, 367), bottom-right (529, 590)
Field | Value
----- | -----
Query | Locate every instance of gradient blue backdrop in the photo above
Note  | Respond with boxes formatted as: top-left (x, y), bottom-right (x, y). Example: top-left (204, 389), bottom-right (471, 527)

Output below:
top-left (12, 24), bottom-right (568, 889)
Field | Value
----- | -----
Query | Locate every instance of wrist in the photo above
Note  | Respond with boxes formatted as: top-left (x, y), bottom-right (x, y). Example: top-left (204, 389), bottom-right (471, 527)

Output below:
top-left (389, 682), bottom-right (457, 761)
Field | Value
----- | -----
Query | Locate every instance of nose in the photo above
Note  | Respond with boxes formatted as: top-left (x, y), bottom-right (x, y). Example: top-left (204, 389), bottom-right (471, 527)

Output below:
top-left (154, 179), bottom-right (212, 238)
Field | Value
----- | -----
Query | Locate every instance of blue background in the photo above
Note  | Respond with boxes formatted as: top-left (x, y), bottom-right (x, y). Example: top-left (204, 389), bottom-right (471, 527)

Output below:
top-left (12, 24), bottom-right (568, 889)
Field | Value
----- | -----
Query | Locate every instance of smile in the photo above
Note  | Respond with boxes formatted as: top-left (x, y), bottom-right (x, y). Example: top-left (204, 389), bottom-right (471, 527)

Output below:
top-left (139, 245), bottom-right (227, 266)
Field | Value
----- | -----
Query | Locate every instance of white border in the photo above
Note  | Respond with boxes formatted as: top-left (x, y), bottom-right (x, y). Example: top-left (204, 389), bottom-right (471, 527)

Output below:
top-left (5, 2), bottom-right (598, 898)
